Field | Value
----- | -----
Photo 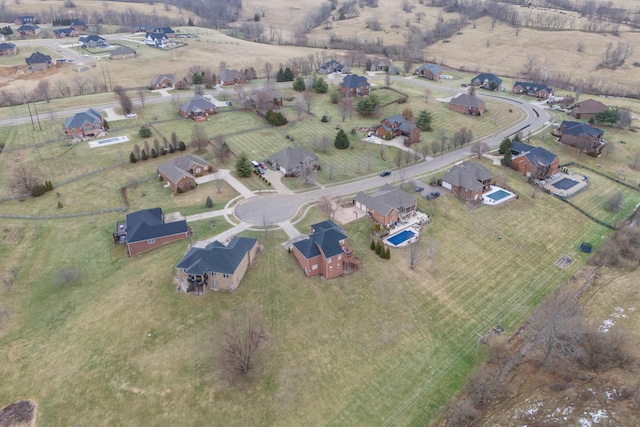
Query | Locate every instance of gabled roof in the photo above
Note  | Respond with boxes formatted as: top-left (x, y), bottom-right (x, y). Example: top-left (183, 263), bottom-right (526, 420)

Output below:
top-left (449, 93), bottom-right (485, 108)
top-left (270, 146), bottom-right (317, 170)
top-left (153, 27), bottom-right (174, 34)
top-left (354, 184), bottom-right (416, 216)
top-left (146, 32), bottom-right (168, 41)
top-left (472, 73), bottom-right (502, 85)
top-left (371, 57), bottom-right (392, 67)
top-left (218, 69), bottom-right (243, 82)
top-left (511, 140), bottom-right (558, 167)
top-left (293, 220), bottom-right (347, 259)
top-left (320, 59), bottom-right (346, 70)
top-left (250, 88), bottom-right (283, 103)
top-left (79, 34), bottom-right (106, 44)
top-left (176, 236), bottom-right (257, 275)
top-left (415, 63), bottom-right (442, 74)
top-left (25, 51), bottom-right (51, 65)
top-left (151, 73), bottom-right (181, 86)
top-left (340, 74), bottom-right (370, 89)
top-left (379, 114), bottom-right (416, 134)
top-left (17, 15), bottom-right (35, 21)
top-left (64, 108), bottom-right (102, 128)
top-left (70, 19), bottom-right (85, 26)
top-left (560, 120), bottom-right (604, 137)
top-left (110, 46), bottom-right (136, 56)
top-left (17, 25), bottom-right (39, 32)
top-left (441, 161), bottom-right (491, 192)
top-left (53, 28), bottom-right (75, 36)
top-left (179, 95), bottom-right (216, 115)
top-left (125, 207), bottom-right (188, 243)
top-left (157, 155), bottom-right (210, 184)
top-left (571, 99), bottom-right (608, 115)
top-left (0, 42), bottom-right (15, 50)
top-left (513, 81), bottom-right (552, 93)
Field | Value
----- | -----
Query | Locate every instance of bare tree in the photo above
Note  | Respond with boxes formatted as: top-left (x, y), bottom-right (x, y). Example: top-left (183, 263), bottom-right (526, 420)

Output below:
top-left (190, 124), bottom-right (209, 153)
top-left (339, 97), bottom-right (354, 122)
top-left (299, 164), bottom-right (315, 185)
top-left (211, 135), bottom-right (231, 163)
top-left (55, 79), bottom-right (72, 98)
top-left (523, 54), bottom-right (538, 80)
top-left (11, 164), bottom-right (41, 195)
top-left (264, 61), bottom-right (273, 82)
top-left (217, 312), bottom-right (267, 378)
top-left (34, 79), bottom-right (52, 103)
top-left (471, 141), bottom-right (489, 158)
top-left (605, 191), bottom-right (624, 212)
top-left (119, 92), bottom-right (132, 115)
top-left (318, 195), bottom-right (335, 219)
top-left (302, 89), bottom-right (313, 114)
top-left (212, 171), bottom-right (225, 193)
top-left (409, 242), bottom-right (420, 269)
top-left (137, 87), bottom-right (146, 107)
top-left (73, 76), bottom-right (88, 95)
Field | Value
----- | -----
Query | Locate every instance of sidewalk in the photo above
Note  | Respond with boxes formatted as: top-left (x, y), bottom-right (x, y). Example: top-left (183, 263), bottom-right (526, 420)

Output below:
top-left (276, 220), bottom-right (301, 240)
top-left (196, 169), bottom-right (255, 199)
top-left (263, 169), bottom-right (294, 195)
top-left (192, 222), bottom-right (252, 248)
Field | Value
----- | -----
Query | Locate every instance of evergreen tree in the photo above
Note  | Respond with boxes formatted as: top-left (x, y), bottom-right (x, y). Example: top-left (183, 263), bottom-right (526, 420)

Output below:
top-left (206, 196), bottom-right (214, 208)
top-left (139, 126), bottom-right (152, 138)
top-left (178, 141), bottom-right (186, 151)
top-left (385, 247), bottom-right (391, 259)
top-left (314, 76), bottom-right (328, 93)
top-left (370, 239), bottom-right (376, 251)
top-left (169, 144), bottom-right (175, 153)
top-left (498, 137), bottom-right (512, 155)
top-left (235, 152), bottom-right (253, 177)
top-left (130, 152), bottom-right (138, 163)
top-left (356, 95), bottom-right (378, 116)
top-left (293, 76), bottom-right (306, 92)
top-left (330, 90), bottom-right (341, 104)
top-left (416, 110), bottom-right (433, 131)
top-left (375, 240), bottom-right (382, 255)
top-left (141, 149), bottom-right (148, 160)
top-left (276, 68), bottom-right (285, 82)
top-left (188, 17), bottom-right (194, 26)
top-left (334, 129), bottom-right (350, 149)
top-left (501, 150), bottom-right (512, 166)
top-left (151, 148), bottom-right (158, 158)
top-left (283, 67), bottom-right (295, 81)
top-left (103, 119), bottom-right (109, 130)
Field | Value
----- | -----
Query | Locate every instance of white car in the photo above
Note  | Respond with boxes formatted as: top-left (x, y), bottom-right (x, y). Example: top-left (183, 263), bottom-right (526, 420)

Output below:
top-left (126, 113), bottom-right (137, 118)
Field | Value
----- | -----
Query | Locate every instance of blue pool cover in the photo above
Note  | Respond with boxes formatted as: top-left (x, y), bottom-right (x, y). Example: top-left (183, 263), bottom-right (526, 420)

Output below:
top-left (387, 229), bottom-right (416, 246)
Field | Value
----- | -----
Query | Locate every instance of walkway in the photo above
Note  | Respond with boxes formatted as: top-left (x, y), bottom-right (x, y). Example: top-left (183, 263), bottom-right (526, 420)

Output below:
top-left (192, 222), bottom-right (252, 248)
top-left (363, 134), bottom-right (423, 159)
top-left (263, 169), bottom-right (294, 195)
top-left (195, 169), bottom-right (256, 199)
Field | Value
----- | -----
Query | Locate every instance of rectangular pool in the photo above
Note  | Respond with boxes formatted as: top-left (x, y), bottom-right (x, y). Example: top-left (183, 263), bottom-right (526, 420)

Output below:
top-left (387, 229), bottom-right (416, 246)
top-left (487, 189), bottom-right (511, 202)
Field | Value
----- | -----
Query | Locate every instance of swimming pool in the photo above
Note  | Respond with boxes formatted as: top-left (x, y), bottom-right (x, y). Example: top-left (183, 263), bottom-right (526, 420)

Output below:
top-left (486, 189), bottom-right (511, 202)
top-left (386, 229), bottom-right (416, 246)
top-left (88, 136), bottom-right (130, 148)
top-left (553, 177), bottom-right (580, 190)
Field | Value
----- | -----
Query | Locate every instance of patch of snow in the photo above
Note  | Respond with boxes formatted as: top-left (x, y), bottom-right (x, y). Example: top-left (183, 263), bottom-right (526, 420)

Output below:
top-left (524, 401), bottom-right (543, 416)
top-left (611, 306), bottom-right (627, 318)
top-left (578, 417), bottom-right (592, 427)
top-left (590, 409), bottom-right (608, 423)
top-left (628, 306), bottom-right (636, 312)
top-left (598, 319), bottom-right (615, 332)
top-left (605, 388), bottom-right (617, 401)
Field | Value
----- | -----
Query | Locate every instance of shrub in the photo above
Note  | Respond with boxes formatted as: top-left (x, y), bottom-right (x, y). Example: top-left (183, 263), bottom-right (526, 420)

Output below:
top-left (169, 144), bottom-right (175, 153)
top-left (177, 186), bottom-right (184, 194)
top-left (31, 183), bottom-right (46, 197)
top-left (178, 141), bottom-right (186, 151)
top-left (139, 125), bottom-right (152, 138)
top-left (370, 239), bottom-right (376, 250)
top-left (57, 200), bottom-right (63, 209)
top-left (141, 149), bottom-right (148, 160)
top-left (265, 109), bottom-right (288, 126)
top-left (150, 148), bottom-right (158, 158)
top-left (130, 152), bottom-right (138, 163)
top-left (375, 240), bottom-right (382, 255)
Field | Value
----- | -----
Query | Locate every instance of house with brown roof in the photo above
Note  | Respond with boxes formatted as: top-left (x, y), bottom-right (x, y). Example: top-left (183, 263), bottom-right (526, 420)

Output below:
top-left (569, 99), bottom-right (609, 120)
top-left (269, 146), bottom-right (318, 176)
top-left (150, 74), bottom-right (188, 90)
top-left (448, 93), bottom-right (486, 115)
top-left (175, 236), bottom-right (260, 294)
top-left (414, 63), bottom-right (442, 80)
top-left (556, 121), bottom-right (606, 155)
top-left (374, 114), bottom-right (420, 144)
top-left (250, 88), bottom-right (284, 111)
top-left (109, 46), bottom-right (136, 60)
top-left (441, 161), bottom-right (492, 201)
top-left (0, 43), bottom-right (16, 56)
top-left (216, 69), bottom-right (246, 86)
top-left (354, 184), bottom-right (418, 227)
top-left (157, 155), bottom-right (211, 193)
top-left (509, 141), bottom-right (559, 179)
top-left (178, 95), bottom-right (217, 121)
top-left (292, 220), bottom-right (361, 279)
top-left (113, 207), bottom-right (190, 256)
top-left (512, 81), bottom-right (553, 99)
top-left (339, 74), bottom-right (371, 97)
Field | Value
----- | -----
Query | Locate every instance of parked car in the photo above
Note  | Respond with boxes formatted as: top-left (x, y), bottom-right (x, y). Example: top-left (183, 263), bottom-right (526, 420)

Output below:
top-left (461, 83), bottom-right (468, 87)
top-left (259, 162), bottom-right (268, 170)
top-left (256, 167), bottom-right (265, 175)
top-left (226, 101), bottom-right (232, 106)
top-left (426, 191), bottom-right (441, 200)
top-left (414, 186), bottom-right (424, 192)
top-left (380, 170), bottom-right (391, 177)
top-left (126, 113), bottom-right (137, 118)
top-left (82, 54), bottom-right (89, 58)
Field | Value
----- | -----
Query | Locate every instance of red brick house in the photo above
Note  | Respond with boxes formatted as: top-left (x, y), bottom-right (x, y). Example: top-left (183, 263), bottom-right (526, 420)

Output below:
top-left (113, 208), bottom-right (190, 257)
top-left (512, 81), bottom-right (553, 99)
top-left (509, 141), bottom-right (559, 179)
top-left (175, 237), bottom-right (260, 294)
top-left (292, 220), bottom-right (361, 279)
top-left (250, 88), bottom-right (284, 111)
top-left (374, 114), bottom-right (420, 144)
top-left (441, 161), bottom-right (492, 201)
top-left (178, 95), bottom-right (217, 121)
top-left (216, 69), bottom-right (246, 86)
top-left (569, 99), bottom-right (608, 120)
top-left (269, 146), bottom-right (318, 176)
top-left (17, 25), bottom-right (41, 37)
top-left (354, 184), bottom-right (418, 227)
top-left (150, 74), bottom-right (188, 90)
top-left (0, 43), bottom-right (16, 56)
top-left (63, 108), bottom-right (104, 140)
top-left (157, 155), bottom-right (211, 193)
top-left (556, 120), bottom-right (606, 155)
top-left (448, 93), bottom-right (486, 116)
top-left (414, 63), bottom-right (442, 80)
top-left (52, 28), bottom-right (78, 38)
top-left (339, 74), bottom-right (371, 97)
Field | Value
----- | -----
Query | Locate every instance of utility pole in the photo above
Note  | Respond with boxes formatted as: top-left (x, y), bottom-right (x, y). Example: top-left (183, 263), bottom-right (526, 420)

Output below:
top-left (25, 98), bottom-right (35, 131)
top-left (32, 101), bottom-right (42, 131)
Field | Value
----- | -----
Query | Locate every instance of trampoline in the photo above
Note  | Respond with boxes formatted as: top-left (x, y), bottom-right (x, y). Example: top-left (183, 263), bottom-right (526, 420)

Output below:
top-left (387, 229), bottom-right (416, 246)
top-left (553, 177), bottom-right (580, 190)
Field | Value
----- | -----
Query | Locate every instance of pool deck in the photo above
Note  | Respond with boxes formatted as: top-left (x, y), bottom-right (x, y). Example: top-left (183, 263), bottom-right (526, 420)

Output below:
top-left (482, 186), bottom-right (516, 206)
top-left (543, 172), bottom-right (588, 198)
top-left (383, 212), bottom-right (430, 248)
top-left (88, 135), bottom-right (130, 148)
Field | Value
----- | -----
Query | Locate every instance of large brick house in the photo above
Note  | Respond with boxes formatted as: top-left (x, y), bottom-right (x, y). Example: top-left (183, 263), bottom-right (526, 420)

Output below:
top-left (292, 220), bottom-right (361, 279)
top-left (339, 74), bottom-right (371, 97)
top-left (556, 120), bottom-right (606, 154)
top-left (354, 184), bottom-right (418, 227)
top-left (374, 114), bottom-right (420, 144)
top-left (448, 93), bottom-right (486, 115)
top-left (318, 59), bottom-right (348, 74)
top-left (157, 155), bottom-right (211, 193)
top-left (0, 43), bottom-right (16, 56)
top-left (569, 99), bottom-right (608, 120)
top-left (79, 35), bottom-right (108, 48)
top-left (471, 73), bottom-right (502, 91)
top-left (63, 108), bottom-right (104, 140)
top-left (52, 28), bottom-right (78, 38)
top-left (15, 16), bottom-right (36, 25)
top-left (270, 146), bottom-right (318, 176)
top-left (216, 69), bottom-right (246, 86)
top-left (175, 237), bottom-right (260, 294)
top-left (509, 140), bottom-right (559, 179)
top-left (441, 161), bottom-right (492, 201)
top-left (109, 46), bottom-right (136, 60)
top-left (512, 81), bottom-right (553, 99)
top-left (414, 63), bottom-right (442, 80)
top-left (113, 208), bottom-right (190, 257)
top-left (150, 73), bottom-right (188, 90)
top-left (178, 95), bottom-right (217, 121)
top-left (17, 25), bottom-right (41, 37)
top-left (25, 51), bottom-right (52, 72)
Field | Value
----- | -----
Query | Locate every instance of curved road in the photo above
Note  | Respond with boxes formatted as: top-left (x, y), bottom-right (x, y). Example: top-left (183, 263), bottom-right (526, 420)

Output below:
top-left (236, 85), bottom-right (551, 224)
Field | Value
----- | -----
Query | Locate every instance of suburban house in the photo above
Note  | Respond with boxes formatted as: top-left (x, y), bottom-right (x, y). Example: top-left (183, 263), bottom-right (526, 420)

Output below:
top-left (15, 16), bottom-right (36, 25)
top-left (113, 207), bottom-right (190, 257)
top-left (512, 81), bottom-right (553, 99)
top-left (441, 161), bottom-right (492, 201)
top-left (79, 35), bottom-right (108, 48)
top-left (374, 114), bottom-right (420, 144)
top-left (216, 69), bottom-right (246, 86)
top-left (471, 73), bottom-right (503, 91)
top-left (145, 32), bottom-right (169, 48)
top-left (109, 46), bottom-right (136, 60)
top-left (17, 25), bottom-right (40, 37)
top-left (175, 237), bottom-right (260, 294)
top-left (0, 43), bottom-right (16, 56)
top-left (250, 88), bottom-right (284, 110)
top-left (556, 121), bottom-right (606, 154)
top-left (414, 63), bottom-right (443, 80)
top-left (150, 73), bottom-right (188, 90)
top-left (369, 57), bottom-right (395, 72)
top-left (70, 19), bottom-right (87, 31)
top-left (292, 220), bottom-right (361, 279)
top-left (569, 99), bottom-right (609, 120)
top-left (178, 95), bottom-right (217, 121)
top-left (509, 140), bottom-right (559, 179)
top-left (52, 28), bottom-right (78, 38)
top-left (157, 155), bottom-right (211, 193)
top-left (270, 146), bottom-right (319, 176)
top-left (152, 26), bottom-right (176, 37)
top-left (354, 184), bottom-right (418, 227)
top-left (25, 51), bottom-right (52, 72)
top-left (448, 92), bottom-right (486, 115)
top-left (318, 59), bottom-right (348, 74)
top-left (63, 108), bottom-right (104, 140)
top-left (339, 74), bottom-right (371, 97)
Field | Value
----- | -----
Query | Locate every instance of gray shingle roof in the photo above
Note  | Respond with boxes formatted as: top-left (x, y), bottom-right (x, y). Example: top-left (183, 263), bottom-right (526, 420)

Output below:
top-left (17, 25), bottom-right (39, 32)
top-left (293, 220), bottom-right (347, 259)
top-left (0, 42), bottom-right (15, 50)
top-left (449, 93), bottom-right (485, 109)
top-left (442, 161), bottom-right (491, 192)
top-left (79, 35), bottom-right (106, 44)
top-left (415, 63), bottom-right (442, 74)
top-left (378, 114), bottom-right (416, 135)
top-left (150, 73), bottom-right (180, 86)
top-left (179, 95), bottom-right (216, 115)
top-left (270, 147), bottom-right (317, 171)
top-left (176, 236), bottom-right (257, 275)
top-left (53, 28), bottom-right (75, 36)
top-left (25, 51), bottom-right (51, 64)
top-left (157, 155), bottom-right (210, 184)
top-left (110, 46), bottom-right (136, 56)
top-left (218, 69), bottom-right (243, 83)
top-left (560, 121), bottom-right (603, 138)
top-left (125, 208), bottom-right (188, 243)
top-left (63, 108), bottom-right (102, 129)
top-left (354, 184), bottom-right (416, 216)
top-left (471, 73), bottom-right (502, 86)
top-left (340, 74), bottom-right (370, 90)
top-left (513, 81), bottom-right (552, 94)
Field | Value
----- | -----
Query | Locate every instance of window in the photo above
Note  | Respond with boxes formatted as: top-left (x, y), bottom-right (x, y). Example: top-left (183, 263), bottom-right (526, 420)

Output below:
top-left (147, 238), bottom-right (155, 244)
top-left (337, 263), bottom-right (341, 268)
top-left (328, 258), bottom-right (332, 264)
top-left (312, 264), bottom-right (318, 270)
top-left (223, 274), bottom-right (229, 278)
top-left (211, 272), bottom-right (216, 277)
top-left (195, 168), bottom-right (201, 174)
top-left (338, 255), bottom-right (342, 260)
top-left (329, 266), bottom-right (333, 271)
